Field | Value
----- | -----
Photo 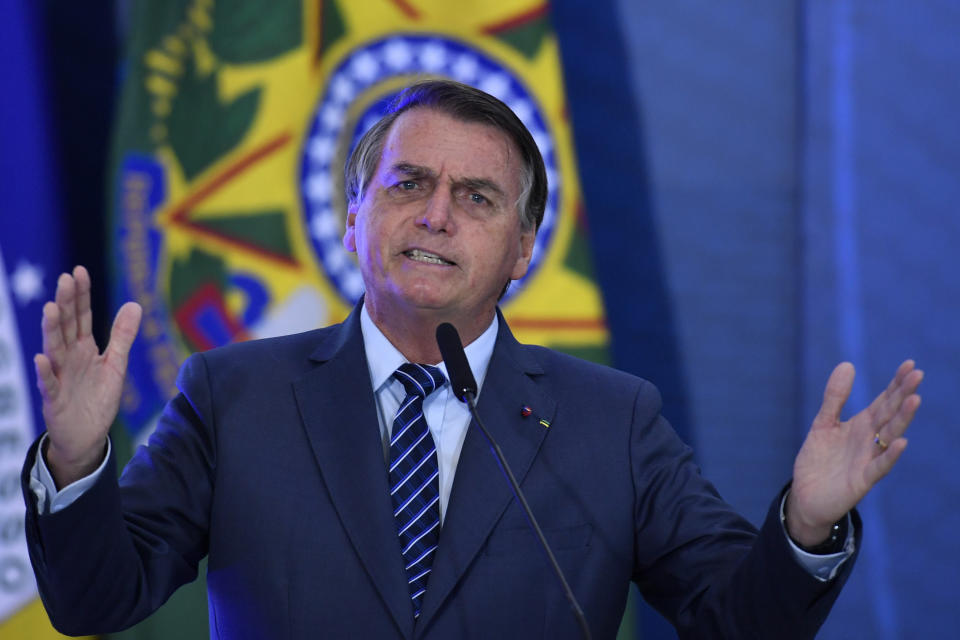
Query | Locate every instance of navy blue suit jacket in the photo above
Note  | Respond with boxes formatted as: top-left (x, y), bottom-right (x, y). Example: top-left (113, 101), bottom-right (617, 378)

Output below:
top-left (23, 306), bottom-right (857, 638)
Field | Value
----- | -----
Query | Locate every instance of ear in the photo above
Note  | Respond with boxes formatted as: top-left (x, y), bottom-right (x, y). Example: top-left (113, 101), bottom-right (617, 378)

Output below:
top-left (342, 207), bottom-right (358, 253)
top-left (510, 228), bottom-right (536, 280)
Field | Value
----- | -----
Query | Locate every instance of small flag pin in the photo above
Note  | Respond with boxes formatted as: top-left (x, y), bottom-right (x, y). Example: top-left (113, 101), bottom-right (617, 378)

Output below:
top-left (521, 405), bottom-right (533, 417)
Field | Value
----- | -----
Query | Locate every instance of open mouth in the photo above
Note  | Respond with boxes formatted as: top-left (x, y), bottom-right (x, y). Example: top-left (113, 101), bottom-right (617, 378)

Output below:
top-left (404, 248), bottom-right (456, 266)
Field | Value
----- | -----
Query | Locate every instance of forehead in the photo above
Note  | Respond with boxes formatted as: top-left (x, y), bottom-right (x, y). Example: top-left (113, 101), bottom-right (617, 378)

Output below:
top-left (377, 108), bottom-right (521, 191)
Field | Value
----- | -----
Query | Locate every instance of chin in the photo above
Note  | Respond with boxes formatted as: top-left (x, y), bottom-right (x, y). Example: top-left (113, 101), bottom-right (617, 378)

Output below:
top-left (381, 284), bottom-right (447, 310)
top-left (403, 293), bottom-right (456, 312)
top-left (391, 277), bottom-right (456, 305)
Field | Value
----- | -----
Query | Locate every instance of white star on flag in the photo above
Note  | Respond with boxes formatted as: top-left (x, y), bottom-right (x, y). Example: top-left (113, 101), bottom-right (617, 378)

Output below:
top-left (10, 261), bottom-right (45, 306)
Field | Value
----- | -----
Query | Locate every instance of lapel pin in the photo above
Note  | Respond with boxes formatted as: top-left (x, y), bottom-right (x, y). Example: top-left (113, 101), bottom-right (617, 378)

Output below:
top-left (538, 418), bottom-right (550, 429)
top-left (520, 405), bottom-right (533, 417)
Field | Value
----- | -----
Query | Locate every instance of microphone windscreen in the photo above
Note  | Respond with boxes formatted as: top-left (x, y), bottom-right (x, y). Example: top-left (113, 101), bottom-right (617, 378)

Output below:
top-left (436, 322), bottom-right (478, 401)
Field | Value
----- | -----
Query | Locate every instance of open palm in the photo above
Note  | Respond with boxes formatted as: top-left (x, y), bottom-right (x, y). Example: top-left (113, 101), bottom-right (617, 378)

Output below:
top-left (786, 360), bottom-right (923, 546)
top-left (34, 266), bottom-right (141, 487)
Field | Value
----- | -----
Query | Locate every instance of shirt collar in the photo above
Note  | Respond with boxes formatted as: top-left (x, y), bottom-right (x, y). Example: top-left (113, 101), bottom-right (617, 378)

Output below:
top-left (359, 303), bottom-right (498, 394)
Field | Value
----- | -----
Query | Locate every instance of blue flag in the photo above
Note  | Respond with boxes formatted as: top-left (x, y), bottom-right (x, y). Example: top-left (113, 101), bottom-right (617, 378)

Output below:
top-left (0, 0), bottom-right (78, 635)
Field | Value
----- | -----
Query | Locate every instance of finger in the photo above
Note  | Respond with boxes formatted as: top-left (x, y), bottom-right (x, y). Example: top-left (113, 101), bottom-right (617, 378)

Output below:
top-left (884, 360), bottom-right (915, 395)
top-left (34, 353), bottom-right (59, 403)
top-left (104, 302), bottom-right (142, 373)
top-left (866, 360), bottom-right (913, 416)
top-left (865, 437), bottom-right (908, 487)
top-left (817, 362), bottom-right (855, 423)
top-left (41, 301), bottom-right (66, 371)
top-left (55, 272), bottom-right (78, 346)
top-left (894, 359), bottom-right (915, 385)
top-left (881, 392), bottom-right (922, 442)
top-left (73, 265), bottom-right (93, 338)
top-left (872, 367), bottom-right (924, 427)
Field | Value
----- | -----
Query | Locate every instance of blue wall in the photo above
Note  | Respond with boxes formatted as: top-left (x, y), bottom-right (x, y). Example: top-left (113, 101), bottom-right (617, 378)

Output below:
top-left (601, 1), bottom-right (960, 637)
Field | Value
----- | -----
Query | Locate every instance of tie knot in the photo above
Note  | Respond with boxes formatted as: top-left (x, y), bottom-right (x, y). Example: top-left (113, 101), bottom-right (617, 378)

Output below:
top-left (393, 363), bottom-right (446, 399)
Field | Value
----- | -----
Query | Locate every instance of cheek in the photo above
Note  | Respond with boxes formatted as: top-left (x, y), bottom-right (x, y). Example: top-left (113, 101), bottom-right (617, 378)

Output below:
top-left (354, 217), bottom-right (376, 253)
top-left (354, 222), bottom-right (388, 269)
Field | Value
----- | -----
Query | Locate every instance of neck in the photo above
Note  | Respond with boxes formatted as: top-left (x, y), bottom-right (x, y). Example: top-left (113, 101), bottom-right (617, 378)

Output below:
top-left (364, 300), bottom-right (495, 364)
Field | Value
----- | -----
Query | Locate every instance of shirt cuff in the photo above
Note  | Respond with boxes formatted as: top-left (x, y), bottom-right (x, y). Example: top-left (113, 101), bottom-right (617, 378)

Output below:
top-left (779, 491), bottom-right (855, 582)
top-left (29, 434), bottom-right (112, 515)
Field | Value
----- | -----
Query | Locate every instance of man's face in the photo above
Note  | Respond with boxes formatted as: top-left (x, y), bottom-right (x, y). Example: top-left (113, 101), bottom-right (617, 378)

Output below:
top-left (343, 108), bottom-right (535, 323)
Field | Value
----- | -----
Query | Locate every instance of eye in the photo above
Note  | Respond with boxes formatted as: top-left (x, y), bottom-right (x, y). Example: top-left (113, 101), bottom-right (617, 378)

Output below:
top-left (397, 180), bottom-right (418, 191)
top-left (468, 192), bottom-right (488, 205)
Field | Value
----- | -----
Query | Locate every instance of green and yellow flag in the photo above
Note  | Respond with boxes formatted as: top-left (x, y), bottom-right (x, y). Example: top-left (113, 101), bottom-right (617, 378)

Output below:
top-left (110, 0), bottom-right (609, 636)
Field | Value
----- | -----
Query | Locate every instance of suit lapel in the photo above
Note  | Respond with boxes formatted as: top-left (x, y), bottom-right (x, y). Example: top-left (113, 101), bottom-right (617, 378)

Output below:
top-left (292, 307), bottom-right (414, 638)
top-left (416, 318), bottom-right (557, 632)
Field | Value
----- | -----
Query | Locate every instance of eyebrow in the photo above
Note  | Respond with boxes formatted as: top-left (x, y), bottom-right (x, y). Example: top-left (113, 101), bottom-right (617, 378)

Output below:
top-left (458, 177), bottom-right (505, 199)
top-left (389, 162), bottom-right (435, 180)
top-left (387, 163), bottom-right (506, 199)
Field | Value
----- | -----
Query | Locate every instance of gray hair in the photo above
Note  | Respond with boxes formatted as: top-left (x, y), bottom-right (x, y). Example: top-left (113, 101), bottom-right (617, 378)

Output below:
top-left (344, 79), bottom-right (547, 232)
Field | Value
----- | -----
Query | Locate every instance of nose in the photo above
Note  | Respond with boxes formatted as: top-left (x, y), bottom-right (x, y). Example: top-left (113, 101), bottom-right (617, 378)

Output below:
top-left (417, 189), bottom-right (454, 233)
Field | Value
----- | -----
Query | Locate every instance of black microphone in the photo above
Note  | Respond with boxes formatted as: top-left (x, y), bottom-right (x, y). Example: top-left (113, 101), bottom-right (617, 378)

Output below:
top-left (436, 322), bottom-right (477, 401)
top-left (435, 323), bottom-right (592, 640)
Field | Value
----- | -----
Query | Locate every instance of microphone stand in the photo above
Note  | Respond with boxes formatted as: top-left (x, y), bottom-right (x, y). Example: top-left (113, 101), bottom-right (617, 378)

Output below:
top-left (460, 388), bottom-right (593, 640)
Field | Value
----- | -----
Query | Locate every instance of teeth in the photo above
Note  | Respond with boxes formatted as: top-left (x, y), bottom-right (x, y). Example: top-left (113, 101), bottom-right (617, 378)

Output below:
top-left (406, 249), bottom-right (452, 265)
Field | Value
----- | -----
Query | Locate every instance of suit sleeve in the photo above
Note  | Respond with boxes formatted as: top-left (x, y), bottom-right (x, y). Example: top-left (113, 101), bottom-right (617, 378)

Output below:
top-left (628, 380), bottom-right (860, 639)
top-left (20, 352), bottom-right (216, 636)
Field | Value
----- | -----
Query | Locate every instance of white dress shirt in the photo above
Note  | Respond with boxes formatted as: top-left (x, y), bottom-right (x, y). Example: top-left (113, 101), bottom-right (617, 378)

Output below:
top-left (360, 304), bottom-right (497, 524)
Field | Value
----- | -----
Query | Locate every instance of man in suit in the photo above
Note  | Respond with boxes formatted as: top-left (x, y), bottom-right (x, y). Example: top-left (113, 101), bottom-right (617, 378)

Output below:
top-left (24, 80), bottom-right (923, 638)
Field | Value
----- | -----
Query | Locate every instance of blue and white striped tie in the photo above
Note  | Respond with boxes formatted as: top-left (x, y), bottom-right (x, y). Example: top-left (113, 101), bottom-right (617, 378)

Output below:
top-left (389, 363), bottom-right (446, 619)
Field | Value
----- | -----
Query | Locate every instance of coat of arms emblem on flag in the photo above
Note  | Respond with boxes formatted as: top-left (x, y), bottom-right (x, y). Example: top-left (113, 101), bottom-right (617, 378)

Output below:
top-left (112, 0), bottom-right (608, 441)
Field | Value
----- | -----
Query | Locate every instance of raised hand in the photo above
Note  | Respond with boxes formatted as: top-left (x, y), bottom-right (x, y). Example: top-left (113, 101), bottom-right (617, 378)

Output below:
top-left (786, 360), bottom-right (923, 547)
top-left (34, 266), bottom-right (142, 488)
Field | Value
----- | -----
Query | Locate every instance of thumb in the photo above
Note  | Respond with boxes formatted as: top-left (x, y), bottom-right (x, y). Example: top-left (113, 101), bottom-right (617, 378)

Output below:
top-left (818, 362), bottom-right (855, 422)
top-left (105, 302), bottom-right (142, 370)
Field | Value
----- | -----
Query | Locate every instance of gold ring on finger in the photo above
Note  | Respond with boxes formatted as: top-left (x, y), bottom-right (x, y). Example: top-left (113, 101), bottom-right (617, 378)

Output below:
top-left (873, 433), bottom-right (888, 451)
